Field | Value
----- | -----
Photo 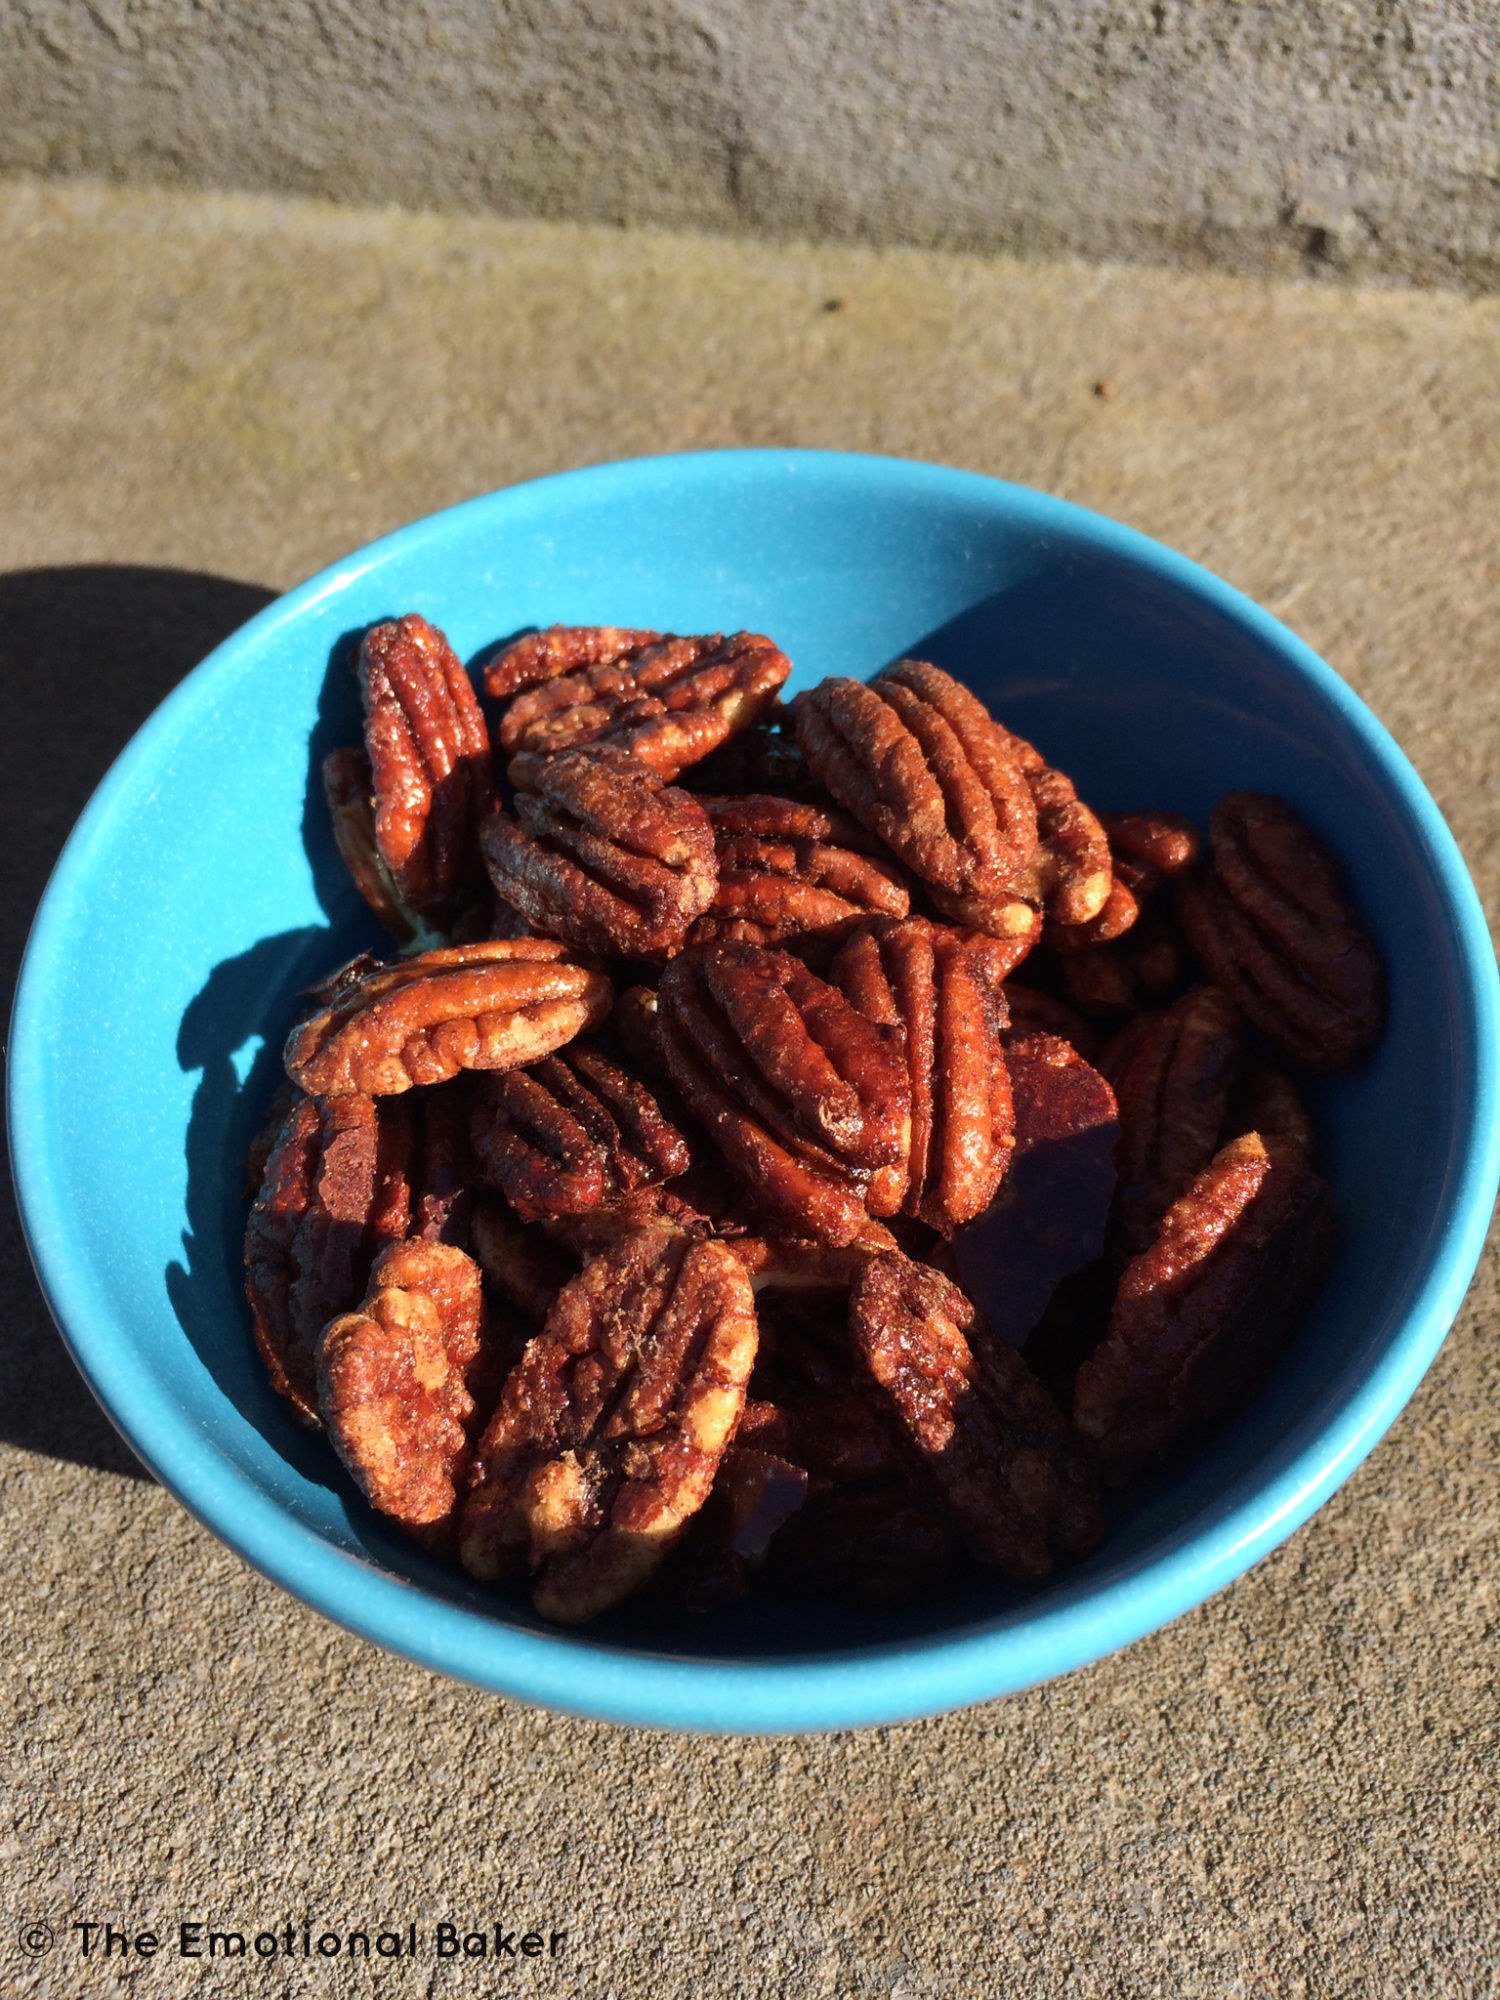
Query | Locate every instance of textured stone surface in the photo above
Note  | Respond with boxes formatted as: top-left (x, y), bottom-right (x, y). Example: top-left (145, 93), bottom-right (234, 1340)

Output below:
top-left (2, 178), bottom-right (1498, 1996)
top-left (2, 2), bottom-right (1499, 290)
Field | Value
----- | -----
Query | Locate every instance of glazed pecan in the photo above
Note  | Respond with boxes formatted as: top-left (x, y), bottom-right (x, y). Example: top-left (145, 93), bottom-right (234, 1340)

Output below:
top-left (479, 747), bottom-right (717, 960)
top-left (877, 660), bottom-right (1113, 931)
top-left (1073, 1131), bottom-right (1337, 1474)
top-left (657, 942), bottom-right (911, 1246)
top-left (356, 613), bottom-right (494, 929)
top-left (283, 940), bottom-right (611, 1097)
top-left (245, 1090), bottom-right (412, 1425)
top-left (791, 669), bottom-right (1038, 936)
top-left (830, 918), bottom-right (1013, 1233)
top-left (952, 1033), bottom-right (1118, 1349)
top-left (1045, 808), bottom-right (1201, 1012)
top-left (686, 793), bottom-right (910, 952)
top-left (317, 1240), bottom-right (488, 1541)
top-left (488, 627), bottom-right (791, 781)
top-left (1176, 792), bottom-right (1384, 1072)
top-left (1224, 1061), bottom-right (1316, 1163)
top-left (1102, 986), bottom-right (1243, 1258)
top-left (470, 1042), bottom-right (691, 1221)
top-left (459, 1229), bottom-right (759, 1623)
top-left (850, 1253), bottom-right (1103, 1581)
top-left (322, 746), bottom-right (436, 950)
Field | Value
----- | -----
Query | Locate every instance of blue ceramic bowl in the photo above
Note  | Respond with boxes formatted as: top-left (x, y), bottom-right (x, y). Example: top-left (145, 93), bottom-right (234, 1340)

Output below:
top-left (11, 451), bottom-right (1498, 1731)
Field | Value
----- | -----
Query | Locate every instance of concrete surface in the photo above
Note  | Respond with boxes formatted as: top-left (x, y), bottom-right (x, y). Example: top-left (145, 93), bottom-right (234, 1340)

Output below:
top-left (3, 2), bottom-right (1499, 291)
top-left (2, 176), bottom-right (1498, 1997)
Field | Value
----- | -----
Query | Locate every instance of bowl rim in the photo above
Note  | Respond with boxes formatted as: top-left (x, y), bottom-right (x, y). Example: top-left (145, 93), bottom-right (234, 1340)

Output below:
top-left (10, 446), bottom-right (1499, 1733)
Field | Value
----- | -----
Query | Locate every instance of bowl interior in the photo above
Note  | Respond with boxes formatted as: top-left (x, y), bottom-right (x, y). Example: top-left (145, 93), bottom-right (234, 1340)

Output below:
top-left (12, 452), bottom-right (1494, 1727)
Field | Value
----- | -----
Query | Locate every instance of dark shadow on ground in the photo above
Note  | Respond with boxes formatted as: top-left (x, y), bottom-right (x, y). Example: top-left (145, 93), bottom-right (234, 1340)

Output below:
top-left (1, 566), bottom-right (277, 1476)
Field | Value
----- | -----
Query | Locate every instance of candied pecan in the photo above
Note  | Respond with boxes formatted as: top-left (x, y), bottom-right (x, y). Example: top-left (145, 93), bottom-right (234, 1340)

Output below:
top-left (686, 793), bottom-right (910, 952)
top-left (490, 628), bottom-right (791, 780)
top-left (792, 670), bottom-right (1037, 916)
top-left (322, 746), bottom-right (439, 950)
top-left (830, 918), bottom-right (1013, 1233)
top-left (953, 1033), bottom-right (1118, 1349)
top-left (851, 1253), bottom-right (1103, 1580)
top-left (1073, 1132), bottom-right (1336, 1474)
top-left (483, 625), bottom-right (666, 699)
top-left (480, 747), bottom-right (717, 960)
top-left (470, 1042), bottom-right (691, 1221)
top-left (1103, 986), bottom-right (1243, 1258)
top-left (875, 660), bottom-right (1113, 931)
top-left (1224, 1061), bottom-right (1316, 1163)
top-left (460, 1229), bottom-right (759, 1623)
top-left (537, 1184), bottom-right (713, 1264)
top-left (357, 613), bottom-right (493, 929)
top-left (283, 939), bottom-right (611, 1097)
top-left (657, 942), bottom-right (910, 1246)
top-left (469, 1194), bottom-right (575, 1321)
top-left (317, 1240), bottom-right (488, 1541)
top-left (1099, 808), bottom-right (1201, 884)
top-left (1176, 792), bottom-right (1384, 1072)
top-left (245, 1091), bottom-right (412, 1425)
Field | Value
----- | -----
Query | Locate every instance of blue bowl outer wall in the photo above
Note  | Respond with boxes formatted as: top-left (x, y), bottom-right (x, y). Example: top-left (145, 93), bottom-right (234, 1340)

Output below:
top-left (8, 450), bottom-right (1498, 1733)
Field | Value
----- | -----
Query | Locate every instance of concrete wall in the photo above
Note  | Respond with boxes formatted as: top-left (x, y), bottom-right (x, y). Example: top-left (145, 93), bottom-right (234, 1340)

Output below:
top-left (3, 2), bottom-right (1497, 287)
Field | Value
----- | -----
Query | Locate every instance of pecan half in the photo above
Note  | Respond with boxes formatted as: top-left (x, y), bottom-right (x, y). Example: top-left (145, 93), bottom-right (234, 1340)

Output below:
top-left (1176, 792), bottom-right (1384, 1072)
top-left (245, 1090), bottom-right (412, 1425)
top-left (322, 746), bottom-right (439, 951)
top-left (1102, 986), bottom-right (1243, 1258)
top-left (830, 918), bottom-right (1013, 1233)
top-left (875, 661), bottom-right (1113, 931)
top-left (489, 628), bottom-right (791, 781)
top-left (686, 793), bottom-right (910, 952)
top-left (953, 1033), bottom-right (1118, 1348)
top-left (791, 669), bottom-right (1037, 922)
top-left (850, 1253), bottom-right (1103, 1580)
top-left (470, 1042), bottom-right (691, 1221)
top-left (480, 747), bottom-right (717, 960)
top-left (283, 940), bottom-right (611, 1096)
top-left (459, 1229), bottom-right (759, 1623)
top-left (657, 942), bottom-right (911, 1246)
top-left (357, 613), bottom-right (494, 929)
top-left (318, 1240), bottom-right (488, 1542)
top-left (1073, 1131), bottom-right (1337, 1474)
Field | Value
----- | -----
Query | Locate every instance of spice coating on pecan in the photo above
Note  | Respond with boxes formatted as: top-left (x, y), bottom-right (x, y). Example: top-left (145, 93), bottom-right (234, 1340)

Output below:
top-left (1103, 986), bottom-right (1243, 1258)
top-left (830, 918), bottom-right (1014, 1233)
top-left (318, 1240), bottom-right (488, 1538)
top-left (1073, 1131), bottom-right (1337, 1474)
top-left (459, 1229), bottom-right (759, 1622)
top-left (1177, 792), bottom-right (1384, 1072)
top-left (686, 793), bottom-right (911, 952)
top-left (850, 1253), bottom-right (1103, 1580)
top-left (480, 747), bottom-right (717, 961)
top-left (657, 942), bottom-right (911, 1245)
top-left (358, 614), bottom-right (493, 927)
top-left (245, 1091), bottom-right (412, 1425)
top-left (491, 629), bottom-right (791, 781)
top-left (470, 1042), bottom-right (691, 1221)
top-left (483, 625), bottom-right (666, 700)
top-left (283, 939), bottom-right (612, 1096)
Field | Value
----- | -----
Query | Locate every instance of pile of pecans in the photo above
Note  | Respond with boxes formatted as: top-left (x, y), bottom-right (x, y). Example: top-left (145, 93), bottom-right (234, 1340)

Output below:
top-left (244, 616), bottom-right (1384, 1625)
